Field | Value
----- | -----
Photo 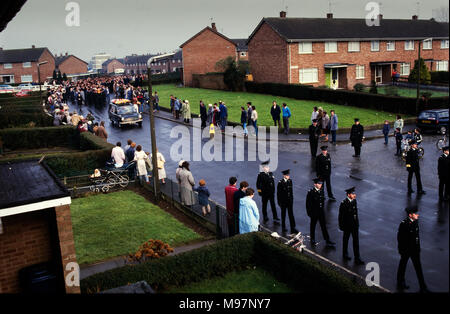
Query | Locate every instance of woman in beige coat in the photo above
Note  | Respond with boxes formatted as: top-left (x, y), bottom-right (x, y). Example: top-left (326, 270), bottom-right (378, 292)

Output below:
top-left (148, 149), bottom-right (167, 184)
top-left (177, 161), bottom-right (195, 206)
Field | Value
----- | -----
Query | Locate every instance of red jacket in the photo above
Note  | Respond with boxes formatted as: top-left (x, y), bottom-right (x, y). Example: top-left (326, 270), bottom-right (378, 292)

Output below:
top-left (225, 185), bottom-right (238, 215)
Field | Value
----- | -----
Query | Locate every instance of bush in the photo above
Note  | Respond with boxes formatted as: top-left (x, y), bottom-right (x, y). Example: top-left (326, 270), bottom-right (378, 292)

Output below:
top-left (409, 58), bottom-right (431, 84)
top-left (0, 126), bottom-right (76, 150)
top-left (126, 239), bottom-right (174, 264)
top-left (80, 232), bottom-right (372, 293)
top-left (353, 83), bottom-right (365, 92)
top-left (369, 80), bottom-right (378, 94)
top-left (430, 71), bottom-right (449, 84)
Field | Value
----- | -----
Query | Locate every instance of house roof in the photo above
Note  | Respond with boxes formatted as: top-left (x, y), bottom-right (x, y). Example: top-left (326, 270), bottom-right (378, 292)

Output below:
top-left (0, 160), bottom-right (70, 216)
top-left (180, 26), bottom-right (238, 48)
top-left (55, 54), bottom-right (88, 67)
top-left (123, 54), bottom-right (153, 65)
top-left (0, 0), bottom-right (27, 32)
top-left (102, 58), bottom-right (125, 67)
top-left (0, 47), bottom-right (51, 64)
top-left (231, 39), bottom-right (248, 51)
top-left (248, 17), bottom-right (450, 44)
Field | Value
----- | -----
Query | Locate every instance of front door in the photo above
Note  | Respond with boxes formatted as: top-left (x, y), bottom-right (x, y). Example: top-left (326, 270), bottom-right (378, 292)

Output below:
top-left (330, 68), bottom-right (339, 89)
top-left (375, 66), bottom-right (383, 83)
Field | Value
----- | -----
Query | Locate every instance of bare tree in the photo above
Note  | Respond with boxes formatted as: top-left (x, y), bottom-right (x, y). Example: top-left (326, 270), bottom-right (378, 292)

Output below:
top-left (432, 6), bottom-right (449, 22)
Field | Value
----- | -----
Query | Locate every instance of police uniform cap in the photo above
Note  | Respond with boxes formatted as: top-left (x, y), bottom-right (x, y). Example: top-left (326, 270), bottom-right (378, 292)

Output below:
top-left (313, 178), bottom-right (323, 184)
top-left (405, 206), bottom-right (418, 214)
top-left (354, 118), bottom-right (359, 122)
top-left (312, 119), bottom-right (318, 123)
top-left (282, 169), bottom-right (290, 175)
top-left (320, 145), bottom-right (328, 151)
top-left (261, 161), bottom-right (269, 166)
top-left (442, 146), bottom-right (449, 151)
top-left (345, 187), bottom-right (356, 194)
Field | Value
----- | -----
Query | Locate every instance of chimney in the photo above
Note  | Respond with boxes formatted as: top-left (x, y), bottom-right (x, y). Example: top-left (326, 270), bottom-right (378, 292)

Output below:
top-left (280, 11), bottom-right (287, 18)
top-left (327, 13), bottom-right (333, 19)
top-left (32, 45), bottom-right (35, 48)
top-left (65, 52), bottom-right (68, 56)
top-left (412, 15), bottom-right (418, 20)
top-left (211, 22), bottom-right (217, 31)
top-left (378, 14), bottom-right (383, 20)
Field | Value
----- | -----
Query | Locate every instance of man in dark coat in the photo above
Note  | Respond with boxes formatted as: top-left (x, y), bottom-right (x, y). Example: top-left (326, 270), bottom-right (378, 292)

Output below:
top-left (397, 206), bottom-right (429, 292)
top-left (199, 101), bottom-right (207, 128)
top-left (270, 101), bottom-right (281, 127)
top-left (350, 118), bottom-right (364, 157)
top-left (406, 140), bottom-right (426, 195)
top-left (277, 169), bottom-right (298, 234)
top-left (306, 178), bottom-right (335, 247)
top-left (256, 161), bottom-right (280, 224)
top-left (338, 187), bottom-right (364, 265)
top-left (315, 145), bottom-right (336, 201)
top-left (232, 181), bottom-right (249, 236)
top-left (309, 119), bottom-right (321, 158)
top-left (246, 102), bottom-right (253, 126)
top-left (438, 146), bottom-right (449, 202)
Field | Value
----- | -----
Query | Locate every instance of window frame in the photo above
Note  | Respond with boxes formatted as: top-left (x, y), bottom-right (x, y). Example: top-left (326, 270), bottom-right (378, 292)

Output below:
top-left (400, 63), bottom-right (410, 76)
top-left (324, 41), bottom-right (338, 53)
top-left (423, 39), bottom-right (432, 50)
top-left (355, 65), bottom-right (365, 79)
top-left (20, 74), bottom-right (33, 83)
top-left (299, 68), bottom-right (318, 84)
top-left (371, 40), bottom-right (380, 51)
top-left (386, 41), bottom-right (396, 51)
top-left (3, 63), bottom-right (12, 69)
top-left (298, 42), bottom-right (313, 54)
top-left (348, 41), bottom-right (360, 52)
top-left (441, 39), bottom-right (449, 49)
top-left (22, 61), bottom-right (32, 68)
top-left (436, 60), bottom-right (448, 71)
top-left (404, 40), bottom-right (414, 51)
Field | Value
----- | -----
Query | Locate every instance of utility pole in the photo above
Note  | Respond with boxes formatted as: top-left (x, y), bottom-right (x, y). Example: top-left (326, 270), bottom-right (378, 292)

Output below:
top-left (416, 39), bottom-right (421, 115)
top-left (37, 61), bottom-right (48, 106)
top-left (146, 62), bottom-right (160, 201)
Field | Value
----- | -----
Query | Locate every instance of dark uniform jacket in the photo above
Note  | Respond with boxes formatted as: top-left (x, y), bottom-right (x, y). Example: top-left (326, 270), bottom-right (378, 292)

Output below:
top-left (270, 105), bottom-right (281, 121)
top-left (277, 178), bottom-right (293, 206)
top-left (309, 124), bottom-right (321, 141)
top-left (338, 198), bottom-right (359, 231)
top-left (233, 189), bottom-right (246, 214)
top-left (256, 171), bottom-right (275, 197)
top-left (200, 105), bottom-right (207, 120)
top-left (316, 153), bottom-right (331, 178)
top-left (438, 153), bottom-right (449, 179)
top-left (397, 218), bottom-right (420, 255)
top-left (306, 188), bottom-right (324, 218)
top-left (405, 148), bottom-right (421, 170)
top-left (350, 124), bottom-right (364, 147)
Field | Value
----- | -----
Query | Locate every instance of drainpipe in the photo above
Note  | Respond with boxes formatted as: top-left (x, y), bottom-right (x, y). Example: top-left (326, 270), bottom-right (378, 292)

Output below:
top-left (288, 43), bottom-right (292, 84)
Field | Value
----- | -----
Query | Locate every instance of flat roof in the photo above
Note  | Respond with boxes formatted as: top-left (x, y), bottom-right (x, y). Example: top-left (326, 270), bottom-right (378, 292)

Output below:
top-left (0, 160), bottom-right (70, 217)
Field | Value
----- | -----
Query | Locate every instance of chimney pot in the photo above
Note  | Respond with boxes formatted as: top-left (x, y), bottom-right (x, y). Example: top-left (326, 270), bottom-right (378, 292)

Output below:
top-left (65, 52), bottom-right (68, 56)
top-left (211, 22), bottom-right (216, 31)
top-left (327, 13), bottom-right (333, 19)
top-left (32, 45), bottom-right (35, 48)
top-left (412, 15), bottom-right (418, 20)
top-left (280, 11), bottom-right (287, 18)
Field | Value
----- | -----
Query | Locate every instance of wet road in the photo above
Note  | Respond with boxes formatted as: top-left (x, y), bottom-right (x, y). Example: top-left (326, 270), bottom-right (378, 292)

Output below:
top-left (70, 98), bottom-right (449, 292)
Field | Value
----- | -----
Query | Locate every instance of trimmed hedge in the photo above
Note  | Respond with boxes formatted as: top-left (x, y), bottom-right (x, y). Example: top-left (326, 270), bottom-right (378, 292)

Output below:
top-left (0, 126), bottom-right (76, 150)
top-left (0, 95), bottom-right (52, 128)
top-left (80, 232), bottom-right (372, 293)
top-left (141, 72), bottom-right (182, 86)
top-left (245, 81), bottom-right (449, 115)
top-left (430, 71), bottom-right (449, 84)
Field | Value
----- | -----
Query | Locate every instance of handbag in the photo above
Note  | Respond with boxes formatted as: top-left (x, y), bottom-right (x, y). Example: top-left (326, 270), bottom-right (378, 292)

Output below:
top-left (157, 160), bottom-right (164, 169)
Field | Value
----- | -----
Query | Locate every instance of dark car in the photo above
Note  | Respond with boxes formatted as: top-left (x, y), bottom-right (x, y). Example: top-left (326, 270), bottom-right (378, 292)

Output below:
top-left (108, 99), bottom-right (143, 128)
top-left (416, 109), bottom-right (449, 134)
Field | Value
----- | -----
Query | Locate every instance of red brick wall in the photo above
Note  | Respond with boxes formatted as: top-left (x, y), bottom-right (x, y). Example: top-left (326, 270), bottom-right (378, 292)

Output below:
top-left (182, 29), bottom-right (238, 86)
top-left (248, 23), bottom-right (288, 84)
top-left (0, 49), bottom-right (55, 83)
top-left (57, 56), bottom-right (88, 75)
top-left (0, 211), bottom-right (53, 293)
top-left (192, 73), bottom-right (227, 90)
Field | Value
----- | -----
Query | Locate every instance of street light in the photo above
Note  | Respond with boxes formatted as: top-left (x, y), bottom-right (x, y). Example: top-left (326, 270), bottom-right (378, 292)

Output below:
top-left (37, 61), bottom-right (48, 105)
top-left (416, 38), bottom-right (432, 114)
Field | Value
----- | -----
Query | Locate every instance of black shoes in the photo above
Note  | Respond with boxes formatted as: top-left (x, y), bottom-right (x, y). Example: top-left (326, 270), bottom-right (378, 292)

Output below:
top-left (328, 196), bottom-right (336, 201)
top-left (354, 258), bottom-right (365, 265)
top-left (343, 254), bottom-right (352, 261)
top-left (273, 218), bottom-right (281, 225)
top-left (282, 227), bottom-right (288, 233)
top-left (290, 228), bottom-right (299, 234)
top-left (397, 282), bottom-right (410, 290)
top-left (263, 217), bottom-right (269, 223)
top-left (310, 239), bottom-right (318, 246)
top-left (408, 190), bottom-right (415, 194)
top-left (418, 190), bottom-right (426, 195)
top-left (326, 240), bottom-right (336, 247)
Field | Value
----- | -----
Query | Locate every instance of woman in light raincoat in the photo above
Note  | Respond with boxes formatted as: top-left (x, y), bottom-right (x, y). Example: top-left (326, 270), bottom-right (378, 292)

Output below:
top-left (239, 188), bottom-right (260, 234)
top-left (148, 149), bottom-right (167, 184)
top-left (134, 145), bottom-right (149, 184)
top-left (181, 99), bottom-right (191, 123)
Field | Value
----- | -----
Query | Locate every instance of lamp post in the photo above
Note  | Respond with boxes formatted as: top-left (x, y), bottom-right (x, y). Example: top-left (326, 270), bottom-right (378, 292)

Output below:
top-left (416, 38), bottom-right (432, 114)
top-left (37, 61), bottom-right (48, 105)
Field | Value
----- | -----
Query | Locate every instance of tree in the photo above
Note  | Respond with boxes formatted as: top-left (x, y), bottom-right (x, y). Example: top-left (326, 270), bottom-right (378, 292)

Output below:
top-left (409, 58), bottom-right (431, 85)
top-left (57, 71), bottom-right (62, 84)
top-left (432, 6), bottom-right (449, 22)
top-left (62, 73), bottom-right (68, 81)
top-left (52, 69), bottom-right (57, 81)
top-left (215, 56), bottom-right (249, 91)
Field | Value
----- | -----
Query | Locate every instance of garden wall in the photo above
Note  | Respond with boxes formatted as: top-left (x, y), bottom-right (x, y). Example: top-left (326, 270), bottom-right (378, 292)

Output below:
top-left (192, 73), bottom-right (227, 90)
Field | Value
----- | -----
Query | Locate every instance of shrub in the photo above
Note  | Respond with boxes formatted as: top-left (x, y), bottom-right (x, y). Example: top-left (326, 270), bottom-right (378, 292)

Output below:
top-left (430, 71), bottom-right (449, 84)
top-left (0, 126), bottom-right (76, 150)
top-left (369, 80), bottom-right (378, 94)
top-left (126, 239), bottom-right (174, 264)
top-left (353, 83), bottom-right (365, 92)
top-left (409, 58), bottom-right (431, 84)
top-left (215, 56), bottom-right (249, 91)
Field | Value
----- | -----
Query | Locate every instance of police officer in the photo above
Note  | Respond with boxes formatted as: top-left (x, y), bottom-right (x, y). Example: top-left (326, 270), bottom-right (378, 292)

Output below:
top-left (397, 206), bottom-right (429, 292)
top-left (438, 146), bottom-right (449, 202)
top-left (350, 118), bottom-right (364, 157)
top-left (309, 119), bottom-right (321, 158)
top-left (306, 178), bottom-right (336, 247)
top-left (315, 145), bottom-right (336, 201)
top-left (256, 161), bottom-right (280, 224)
top-left (406, 140), bottom-right (426, 195)
top-left (338, 187), bottom-right (364, 265)
top-left (277, 169), bottom-right (298, 234)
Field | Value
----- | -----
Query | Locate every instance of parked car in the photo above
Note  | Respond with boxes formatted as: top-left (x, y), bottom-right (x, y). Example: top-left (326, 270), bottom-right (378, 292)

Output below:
top-left (0, 84), bottom-right (16, 94)
top-left (416, 109), bottom-right (449, 134)
top-left (15, 90), bottom-right (32, 97)
top-left (108, 99), bottom-right (143, 128)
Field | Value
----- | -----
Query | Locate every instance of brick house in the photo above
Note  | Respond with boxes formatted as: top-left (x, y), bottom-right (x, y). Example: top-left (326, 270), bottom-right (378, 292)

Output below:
top-left (0, 46), bottom-right (55, 84)
top-left (123, 54), bottom-right (152, 75)
top-left (54, 53), bottom-right (88, 77)
top-left (247, 12), bottom-right (449, 89)
top-left (180, 23), bottom-right (248, 86)
top-left (0, 160), bottom-right (79, 293)
top-left (102, 58), bottom-right (125, 74)
top-left (149, 50), bottom-right (183, 74)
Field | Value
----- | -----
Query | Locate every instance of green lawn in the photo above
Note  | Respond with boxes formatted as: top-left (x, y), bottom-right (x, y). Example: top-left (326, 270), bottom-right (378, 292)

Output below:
top-left (364, 86), bottom-right (449, 98)
top-left (70, 190), bottom-right (203, 265)
top-left (152, 84), bottom-right (407, 128)
top-left (164, 267), bottom-right (293, 293)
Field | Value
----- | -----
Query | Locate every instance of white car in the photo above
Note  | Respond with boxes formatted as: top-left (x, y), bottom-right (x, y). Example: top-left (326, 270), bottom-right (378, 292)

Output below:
top-left (0, 85), bottom-right (16, 93)
top-left (18, 83), bottom-right (40, 91)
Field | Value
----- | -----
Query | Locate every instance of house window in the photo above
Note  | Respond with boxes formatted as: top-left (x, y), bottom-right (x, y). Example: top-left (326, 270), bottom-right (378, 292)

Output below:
top-left (404, 40), bottom-right (414, 50)
top-left (386, 41), bottom-right (395, 51)
top-left (21, 75), bottom-right (33, 82)
top-left (371, 41), bottom-right (380, 51)
top-left (298, 42), bottom-right (312, 54)
top-left (325, 41), bottom-right (337, 53)
top-left (441, 40), bottom-right (449, 49)
top-left (400, 63), bottom-right (410, 76)
top-left (423, 39), bottom-right (432, 50)
top-left (3, 63), bottom-right (12, 69)
top-left (23, 62), bottom-right (31, 68)
top-left (348, 41), bottom-right (360, 52)
top-left (356, 65), bottom-right (365, 79)
top-left (299, 68), bottom-right (318, 83)
top-left (436, 61), bottom-right (448, 71)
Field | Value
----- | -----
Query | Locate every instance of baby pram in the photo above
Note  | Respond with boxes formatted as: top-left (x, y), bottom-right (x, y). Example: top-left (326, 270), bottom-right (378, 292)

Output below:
top-left (89, 160), bottom-right (136, 192)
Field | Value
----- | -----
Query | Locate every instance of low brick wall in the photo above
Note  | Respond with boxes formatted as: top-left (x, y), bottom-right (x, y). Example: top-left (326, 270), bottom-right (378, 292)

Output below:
top-left (192, 73), bottom-right (227, 90)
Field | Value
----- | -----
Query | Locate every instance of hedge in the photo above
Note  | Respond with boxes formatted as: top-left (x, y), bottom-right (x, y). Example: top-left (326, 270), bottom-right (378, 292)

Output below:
top-left (0, 95), bottom-right (51, 128)
top-left (245, 81), bottom-right (449, 115)
top-left (430, 71), bottom-right (449, 84)
top-left (80, 232), bottom-right (372, 293)
top-left (141, 71), bottom-right (182, 86)
top-left (0, 126), bottom-right (76, 150)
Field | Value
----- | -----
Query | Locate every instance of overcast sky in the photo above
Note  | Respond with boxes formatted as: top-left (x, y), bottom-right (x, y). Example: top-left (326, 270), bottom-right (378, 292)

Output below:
top-left (0, 0), bottom-right (448, 62)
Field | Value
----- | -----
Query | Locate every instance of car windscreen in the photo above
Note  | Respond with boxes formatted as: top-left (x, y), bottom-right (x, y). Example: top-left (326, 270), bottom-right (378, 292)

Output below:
top-left (437, 111), bottom-right (449, 119)
top-left (117, 106), bottom-right (137, 115)
top-left (418, 112), bottom-right (436, 119)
